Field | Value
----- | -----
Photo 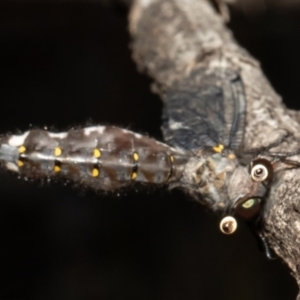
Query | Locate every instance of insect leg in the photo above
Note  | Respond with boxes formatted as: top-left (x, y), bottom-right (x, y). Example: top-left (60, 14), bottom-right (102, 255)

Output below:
top-left (257, 231), bottom-right (277, 260)
top-left (248, 221), bottom-right (276, 260)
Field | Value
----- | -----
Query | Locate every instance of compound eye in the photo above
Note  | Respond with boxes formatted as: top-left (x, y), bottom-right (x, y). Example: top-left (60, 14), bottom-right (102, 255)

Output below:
top-left (236, 198), bottom-right (261, 219)
top-left (220, 216), bottom-right (237, 234)
top-left (241, 198), bottom-right (256, 209)
top-left (250, 158), bottom-right (273, 182)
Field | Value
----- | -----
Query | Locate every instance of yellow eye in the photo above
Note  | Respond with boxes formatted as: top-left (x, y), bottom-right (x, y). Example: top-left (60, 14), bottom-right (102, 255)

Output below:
top-left (235, 198), bottom-right (261, 219)
top-left (220, 216), bottom-right (237, 235)
top-left (242, 198), bottom-right (256, 209)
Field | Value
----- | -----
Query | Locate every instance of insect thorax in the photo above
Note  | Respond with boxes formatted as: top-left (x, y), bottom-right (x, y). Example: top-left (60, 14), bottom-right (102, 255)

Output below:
top-left (180, 150), bottom-right (237, 209)
top-left (180, 149), bottom-right (269, 215)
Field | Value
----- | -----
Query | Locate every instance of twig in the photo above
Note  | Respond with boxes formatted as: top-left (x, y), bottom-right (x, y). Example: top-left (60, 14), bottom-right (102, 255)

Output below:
top-left (129, 0), bottom-right (300, 297)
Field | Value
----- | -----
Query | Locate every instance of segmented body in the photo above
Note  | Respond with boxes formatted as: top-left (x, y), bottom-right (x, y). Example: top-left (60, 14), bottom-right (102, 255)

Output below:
top-left (0, 126), bottom-right (189, 191)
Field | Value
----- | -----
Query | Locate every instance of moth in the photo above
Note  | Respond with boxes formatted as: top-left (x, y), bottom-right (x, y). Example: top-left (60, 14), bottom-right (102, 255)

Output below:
top-left (2, 67), bottom-right (295, 246)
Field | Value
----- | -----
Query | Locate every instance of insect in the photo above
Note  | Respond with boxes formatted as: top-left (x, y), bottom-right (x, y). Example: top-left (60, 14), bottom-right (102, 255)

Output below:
top-left (0, 67), bottom-right (292, 239)
top-left (1, 5), bottom-right (299, 300)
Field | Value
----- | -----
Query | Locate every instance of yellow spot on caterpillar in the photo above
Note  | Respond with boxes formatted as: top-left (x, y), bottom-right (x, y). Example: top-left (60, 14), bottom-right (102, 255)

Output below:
top-left (54, 147), bottom-right (62, 156)
top-left (131, 171), bottom-right (137, 180)
top-left (228, 153), bottom-right (236, 160)
top-left (92, 168), bottom-right (99, 177)
top-left (18, 146), bottom-right (26, 153)
top-left (54, 165), bottom-right (61, 172)
top-left (93, 149), bottom-right (101, 158)
top-left (133, 152), bottom-right (139, 161)
top-left (170, 155), bottom-right (174, 162)
top-left (17, 160), bottom-right (24, 167)
top-left (212, 144), bottom-right (224, 153)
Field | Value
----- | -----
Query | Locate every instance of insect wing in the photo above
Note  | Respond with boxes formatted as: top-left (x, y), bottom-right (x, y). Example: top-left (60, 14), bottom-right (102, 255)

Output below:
top-left (162, 69), bottom-right (246, 151)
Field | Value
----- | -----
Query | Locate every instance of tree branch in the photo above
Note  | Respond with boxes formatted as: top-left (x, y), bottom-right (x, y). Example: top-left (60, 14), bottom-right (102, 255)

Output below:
top-left (129, 0), bottom-right (300, 297)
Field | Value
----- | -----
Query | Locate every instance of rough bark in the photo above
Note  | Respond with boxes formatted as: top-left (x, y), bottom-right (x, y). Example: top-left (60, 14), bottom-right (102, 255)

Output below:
top-left (129, 0), bottom-right (300, 297)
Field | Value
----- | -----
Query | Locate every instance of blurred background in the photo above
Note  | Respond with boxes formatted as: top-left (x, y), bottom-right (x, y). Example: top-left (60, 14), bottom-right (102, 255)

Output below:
top-left (0, 1), bottom-right (300, 299)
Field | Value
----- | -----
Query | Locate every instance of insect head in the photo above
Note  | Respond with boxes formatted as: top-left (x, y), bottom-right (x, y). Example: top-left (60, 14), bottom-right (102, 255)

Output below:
top-left (220, 158), bottom-right (273, 234)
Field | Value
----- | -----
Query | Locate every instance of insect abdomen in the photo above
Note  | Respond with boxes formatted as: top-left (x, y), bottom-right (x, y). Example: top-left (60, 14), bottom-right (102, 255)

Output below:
top-left (0, 126), bottom-right (188, 190)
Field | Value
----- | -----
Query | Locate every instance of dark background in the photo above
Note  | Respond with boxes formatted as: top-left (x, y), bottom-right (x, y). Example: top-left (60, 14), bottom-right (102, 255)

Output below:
top-left (0, 1), bottom-right (299, 300)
